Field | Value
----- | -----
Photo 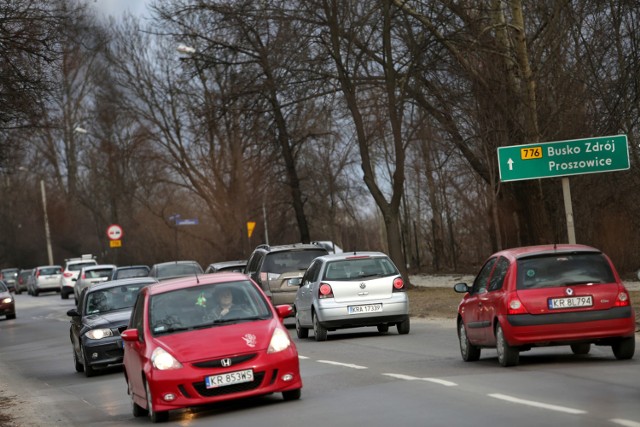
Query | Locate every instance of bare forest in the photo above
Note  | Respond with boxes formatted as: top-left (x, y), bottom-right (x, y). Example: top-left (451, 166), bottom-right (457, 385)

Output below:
top-left (1, 0), bottom-right (639, 279)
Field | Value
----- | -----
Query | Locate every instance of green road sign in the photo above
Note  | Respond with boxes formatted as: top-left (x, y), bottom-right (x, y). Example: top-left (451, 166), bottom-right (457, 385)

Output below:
top-left (497, 134), bottom-right (629, 182)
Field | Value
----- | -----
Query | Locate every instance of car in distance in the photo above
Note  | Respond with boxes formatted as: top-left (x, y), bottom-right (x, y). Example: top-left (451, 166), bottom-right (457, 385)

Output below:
top-left (67, 277), bottom-right (158, 377)
top-left (0, 268), bottom-right (19, 293)
top-left (294, 252), bottom-right (410, 341)
top-left (148, 260), bottom-right (204, 281)
top-left (244, 243), bottom-right (328, 307)
top-left (15, 268), bottom-right (34, 294)
top-left (73, 264), bottom-right (117, 302)
top-left (28, 265), bottom-right (62, 296)
top-left (204, 260), bottom-right (247, 274)
top-left (109, 265), bottom-right (150, 280)
top-left (121, 272), bottom-right (302, 422)
top-left (454, 244), bottom-right (636, 367)
top-left (60, 255), bottom-right (98, 299)
top-left (0, 280), bottom-right (16, 319)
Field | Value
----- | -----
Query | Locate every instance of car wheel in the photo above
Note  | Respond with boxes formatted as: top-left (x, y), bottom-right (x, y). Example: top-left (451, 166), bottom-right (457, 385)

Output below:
top-left (146, 379), bottom-right (169, 423)
top-left (295, 311), bottom-right (309, 339)
top-left (61, 291), bottom-right (69, 300)
top-left (33, 289), bottom-right (39, 297)
top-left (313, 312), bottom-right (327, 342)
top-left (396, 317), bottom-right (410, 335)
top-left (458, 321), bottom-right (481, 362)
top-left (6, 313), bottom-right (15, 320)
top-left (496, 324), bottom-right (519, 367)
top-left (570, 343), bottom-right (591, 355)
top-left (81, 345), bottom-right (96, 377)
top-left (377, 324), bottom-right (389, 334)
top-left (15, 289), bottom-right (21, 295)
top-left (282, 388), bottom-right (301, 401)
top-left (612, 337), bottom-right (635, 360)
top-left (130, 380), bottom-right (147, 417)
top-left (73, 348), bottom-right (84, 373)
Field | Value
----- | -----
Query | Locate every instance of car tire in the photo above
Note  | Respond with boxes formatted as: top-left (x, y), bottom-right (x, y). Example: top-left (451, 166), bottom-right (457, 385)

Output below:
top-left (61, 291), bottom-right (69, 300)
top-left (146, 379), bottom-right (169, 423)
top-left (458, 321), bottom-right (481, 362)
top-left (282, 388), bottom-right (301, 401)
top-left (130, 380), bottom-right (147, 417)
top-left (612, 337), bottom-right (635, 360)
top-left (496, 324), bottom-right (519, 367)
top-left (313, 312), bottom-right (327, 342)
top-left (295, 311), bottom-right (309, 339)
top-left (33, 289), bottom-right (39, 297)
top-left (570, 343), bottom-right (591, 355)
top-left (396, 317), bottom-right (410, 335)
top-left (73, 349), bottom-right (84, 373)
top-left (6, 313), bottom-right (15, 320)
top-left (15, 288), bottom-right (21, 295)
top-left (81, 346), bottom-right (96, 377)
top-left (377, 324), bottom-right (389, 334)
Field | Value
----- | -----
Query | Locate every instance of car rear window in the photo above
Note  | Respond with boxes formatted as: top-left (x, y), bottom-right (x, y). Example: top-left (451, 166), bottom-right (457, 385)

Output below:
top-left (263, 250), bottom-right (327, 274)
top-left (115, 267), bottom-right (149, 279)
top-left (324, 257), bottom-right (399, 280)
top-left (516, 252), bottom-right (615, 290)
top-left (69, 262), bottom-right (97, 271)
top-left (157, 264), bottom-right (202, 278)
top-left (40, 267), bottom-right (61, 275)
top-left (86, 268), bottom-right (113, 278)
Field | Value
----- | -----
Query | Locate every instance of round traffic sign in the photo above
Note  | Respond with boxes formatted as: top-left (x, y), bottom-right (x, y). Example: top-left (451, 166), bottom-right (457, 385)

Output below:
top-left (106, 224), bottom-right (124, 240)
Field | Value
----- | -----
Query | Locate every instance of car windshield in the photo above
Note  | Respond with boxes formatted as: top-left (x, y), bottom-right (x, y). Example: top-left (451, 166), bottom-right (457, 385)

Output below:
top-left (516, 252), bottom-right (615, 289)
top-left (263, 250), bottom-right (327, 274)
top-left (323, 257), bottom-right (399, 281)
top-left (149, 280), bottom-right (272, 336)
top-left (115, 267), bottom-right (149, 279)
top-left (85, 284), bottom-right (145, 315)
top-left (2, 270), bottom-right (18, 278)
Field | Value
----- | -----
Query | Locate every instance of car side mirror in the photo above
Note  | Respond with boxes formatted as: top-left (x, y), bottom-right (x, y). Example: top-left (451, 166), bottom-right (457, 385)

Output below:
top-left (275, 305), bottom-right (294, 319)
top-left (453, 283), bottom-right (470, 293)
top-left (66, 308), bottom-right (80, 317)
top-left (121, 328), bottom-right (139, 342)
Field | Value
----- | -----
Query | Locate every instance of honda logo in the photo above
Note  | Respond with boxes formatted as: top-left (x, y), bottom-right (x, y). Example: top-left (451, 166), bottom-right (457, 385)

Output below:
top-left (221, 358), bottom-right (232, 367)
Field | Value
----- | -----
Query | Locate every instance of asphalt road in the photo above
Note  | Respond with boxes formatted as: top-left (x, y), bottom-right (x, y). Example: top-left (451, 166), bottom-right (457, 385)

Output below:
top-left (1, 292), bottom-right (640, 427)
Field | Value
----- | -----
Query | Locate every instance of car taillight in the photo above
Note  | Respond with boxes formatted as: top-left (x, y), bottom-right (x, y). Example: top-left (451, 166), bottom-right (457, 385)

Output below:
top-left (507, 296), bottom-right (528, 315)
top-left (615, 290), bottom-right (631, 307)
top-left (36, 270), bottom-right (41, 277)
top-left (81, 273), bottom-right (86, 279)
top-left (319, 283), bottom-right (333, 299)
top-left (260, 272), bottom-right (268, 283)
top-left (64, 272), bottom-right (73, 278)
top-left (392, 277), bottom-right (404, 291)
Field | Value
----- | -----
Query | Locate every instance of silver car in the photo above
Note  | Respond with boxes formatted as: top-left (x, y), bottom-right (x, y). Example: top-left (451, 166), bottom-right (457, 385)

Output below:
top-left (294, 252), bottom-right (410, 341)
top-left (28, 265), bottom-right (62, 296)
top-left (73, 264), bottom-right (117, 302)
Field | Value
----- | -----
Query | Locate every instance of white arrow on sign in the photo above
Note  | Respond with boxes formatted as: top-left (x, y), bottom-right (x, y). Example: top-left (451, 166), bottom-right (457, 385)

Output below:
top-left (507, 158), bottom-right (514, 170)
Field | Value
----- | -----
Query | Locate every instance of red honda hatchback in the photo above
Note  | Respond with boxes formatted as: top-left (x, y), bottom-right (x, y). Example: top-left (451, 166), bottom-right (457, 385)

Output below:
top-left (122, 272), bottom-right (302, 422)
top-left (454, 244), bottom-right (636, 367)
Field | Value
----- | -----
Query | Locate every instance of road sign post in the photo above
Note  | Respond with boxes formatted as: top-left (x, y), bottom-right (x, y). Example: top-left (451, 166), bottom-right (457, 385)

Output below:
top-left (497, 135), bottom-right (629, 245)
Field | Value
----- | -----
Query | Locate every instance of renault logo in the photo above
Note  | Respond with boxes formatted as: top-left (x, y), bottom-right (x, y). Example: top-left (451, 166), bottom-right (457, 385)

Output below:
top-left (221, 358), bottom-right (232, 367)
top-left (565, 288), bottom-right (574, 296)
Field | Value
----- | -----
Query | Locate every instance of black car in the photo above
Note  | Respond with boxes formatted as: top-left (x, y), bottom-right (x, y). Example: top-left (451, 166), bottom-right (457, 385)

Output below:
top-left (67, 277), bottom-right (158, 377)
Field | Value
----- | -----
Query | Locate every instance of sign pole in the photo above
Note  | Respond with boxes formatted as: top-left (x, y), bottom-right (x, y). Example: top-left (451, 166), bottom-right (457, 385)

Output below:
top-left (561, 177), bottom-right (576, 244)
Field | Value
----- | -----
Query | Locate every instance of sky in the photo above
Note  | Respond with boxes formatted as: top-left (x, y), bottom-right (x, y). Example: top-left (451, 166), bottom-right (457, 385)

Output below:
top-left (89, 0), bottom-right (151, 19)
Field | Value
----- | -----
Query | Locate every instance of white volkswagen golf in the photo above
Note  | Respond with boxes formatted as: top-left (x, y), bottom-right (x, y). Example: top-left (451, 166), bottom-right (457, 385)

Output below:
top-left (294, 252), bottom-right (410, 341)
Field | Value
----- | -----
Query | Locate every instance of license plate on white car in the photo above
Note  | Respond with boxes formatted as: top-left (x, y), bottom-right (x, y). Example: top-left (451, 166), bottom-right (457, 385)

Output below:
top-left (348, 303), bottom-right (382, 314)
top-left (548, 295), bottom-right (593, 309)
top-left (205, 369), bottom-right (254, 389)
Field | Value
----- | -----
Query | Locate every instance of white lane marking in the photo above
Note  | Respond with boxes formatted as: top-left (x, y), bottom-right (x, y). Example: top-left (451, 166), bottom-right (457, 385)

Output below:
top-left (382, 373), bottom-right (457, 386)
top-left (383, 373), bottom-right (419, 380)
top-left (422, 378), bottom-right (457, 387)
top-left (489, 393), bottom-right (585, 414)
top-left (298, 355), bottom-right (309, 359)
top-left (317, 360), bottom-right (367, 369)
top-left (611, 419), bottom-right (640, 427)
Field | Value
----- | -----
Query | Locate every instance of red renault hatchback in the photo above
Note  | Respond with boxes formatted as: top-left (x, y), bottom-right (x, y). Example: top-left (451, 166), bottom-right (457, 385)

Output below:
top-left (454, 244), bottom-right (636, 367)
top-left (122, 272), bottom-right (302, 423)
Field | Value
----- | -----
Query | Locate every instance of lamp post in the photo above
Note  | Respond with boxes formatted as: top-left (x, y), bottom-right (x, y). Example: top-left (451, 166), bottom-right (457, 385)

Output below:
top-left (40, 180), bottom-right (54, 265)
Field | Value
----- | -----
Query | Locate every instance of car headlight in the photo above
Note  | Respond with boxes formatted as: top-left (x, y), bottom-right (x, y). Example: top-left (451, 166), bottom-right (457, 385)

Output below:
top-left (1, 297), bottom-right (12, 304)
top-left (84, 328), bottom-right (114, 340)
top-left (267, 328), bottom-right (291, 354)
top-left (151, 347), bottom-right (183, 370)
